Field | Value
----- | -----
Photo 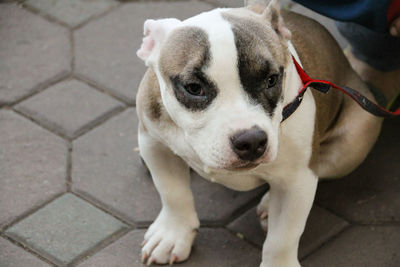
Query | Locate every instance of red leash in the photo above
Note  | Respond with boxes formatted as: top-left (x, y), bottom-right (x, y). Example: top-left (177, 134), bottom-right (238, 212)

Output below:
top-left (281, 56), bottom-right (400, 122)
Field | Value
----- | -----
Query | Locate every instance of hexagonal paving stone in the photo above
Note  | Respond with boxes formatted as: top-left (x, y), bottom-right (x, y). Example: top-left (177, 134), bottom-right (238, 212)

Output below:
top-left (227, 204), bottom-right (349, 259)
top-left (5, 193), bottom-right (128, 265)
top-left (191, 172), bottom-right (268, 224)
top-left (0, 237), bottom-right (51, 267)
top-left (0, 4), bottom-right (70, 106)
top-left (25, 0), bottom-right (119, 27)
top-left (0, 110), bottom-right (67, 228)
top-left (72, 109), bottom-right (159, 224)
top-left (72, 108), bottom-right (267, 225)
top-left (77, 228), bottom-right (261, 267)
top-left (15, 79), bottom-right (124, 139)
top-left (302, 226), bottom-right (400, 267)
top-left (316, 119), bottom-right (400, 224)
top-left (74, 0), bottom-right (213, 104)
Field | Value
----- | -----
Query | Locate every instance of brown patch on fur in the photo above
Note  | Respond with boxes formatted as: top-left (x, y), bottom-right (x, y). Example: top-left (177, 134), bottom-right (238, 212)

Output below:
top-left (159, 27), bottom-right (210, 85)
top-left (136, 69), bottom-right (164, 122)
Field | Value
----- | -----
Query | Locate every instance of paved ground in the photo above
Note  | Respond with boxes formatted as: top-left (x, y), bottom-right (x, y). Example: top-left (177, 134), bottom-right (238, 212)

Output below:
top-left (0, 0), bottom-right (399, 266)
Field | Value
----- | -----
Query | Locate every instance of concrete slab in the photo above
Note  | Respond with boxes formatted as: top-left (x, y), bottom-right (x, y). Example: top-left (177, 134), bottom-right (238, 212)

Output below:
top-left (0, 4), bottom-right (70, 106)
top-left (5, 193), bottom-right (128, 265)
top-left (0, 237), bottom-right (51, 267)
top-left (303, 226), bottom-right (400, 267)
top-left (0, 110), bottom-right (66, 228)
top-left (228, 204), bottom-right (349, 259)
top-left (25, 0), bottom-right (119, 27)
top-left (15, 79), bottom-right (124, 139)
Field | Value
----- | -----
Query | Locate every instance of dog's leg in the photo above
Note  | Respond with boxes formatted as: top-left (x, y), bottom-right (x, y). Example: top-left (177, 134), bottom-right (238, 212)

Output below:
top-left (139, 130), bottom-right (199, 265)
top-left (260, 168), bottom-right (318, 267)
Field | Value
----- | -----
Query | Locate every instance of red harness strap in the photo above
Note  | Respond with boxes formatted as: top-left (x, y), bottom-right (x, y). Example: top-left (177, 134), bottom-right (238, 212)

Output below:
top-left (281, 56), bottom-right (400, 122)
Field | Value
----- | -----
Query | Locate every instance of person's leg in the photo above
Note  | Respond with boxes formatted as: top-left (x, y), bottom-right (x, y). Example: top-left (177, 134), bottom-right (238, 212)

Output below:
top-left (390, 17), bottom-right (400, 36)
top-left (337, 21), bottom-right (400, 105)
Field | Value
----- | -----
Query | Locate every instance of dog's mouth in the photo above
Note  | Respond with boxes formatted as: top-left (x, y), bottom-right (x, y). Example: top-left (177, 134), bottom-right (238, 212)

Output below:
top-left (227, 162), bottom-right (260, 172)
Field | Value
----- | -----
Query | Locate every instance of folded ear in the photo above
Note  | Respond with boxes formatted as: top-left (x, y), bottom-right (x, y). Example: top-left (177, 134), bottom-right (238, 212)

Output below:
top-left (136, 18), bottom-right (181, 66)
top-left (263, 0), bottom-right (291, 40)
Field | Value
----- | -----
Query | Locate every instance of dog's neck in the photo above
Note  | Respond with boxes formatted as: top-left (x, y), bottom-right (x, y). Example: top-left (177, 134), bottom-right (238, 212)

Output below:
top-left (282, 41), bottom-right (304, 107)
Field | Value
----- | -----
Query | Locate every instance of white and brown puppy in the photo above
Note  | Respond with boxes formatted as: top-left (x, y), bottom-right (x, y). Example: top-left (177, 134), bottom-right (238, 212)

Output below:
top-left (135, 0), bottom-right (382, 266)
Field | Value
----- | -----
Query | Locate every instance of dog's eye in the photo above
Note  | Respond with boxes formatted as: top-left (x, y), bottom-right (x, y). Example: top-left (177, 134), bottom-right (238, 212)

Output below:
top-left (267, 74), bottom-right (278, 88)
top-left (184, 83), bottom-right (205, 97)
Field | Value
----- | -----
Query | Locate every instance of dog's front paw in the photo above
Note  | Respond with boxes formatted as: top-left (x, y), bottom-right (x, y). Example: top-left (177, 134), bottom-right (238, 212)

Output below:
top-left (257, 192), bottom-right (270, 232)
top-left (142, 210), bottom-right (199, 265)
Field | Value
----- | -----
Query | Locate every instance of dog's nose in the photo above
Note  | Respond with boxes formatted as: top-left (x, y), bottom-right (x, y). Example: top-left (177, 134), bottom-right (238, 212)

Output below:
top-left (231, 127), bottom-right (268, 161)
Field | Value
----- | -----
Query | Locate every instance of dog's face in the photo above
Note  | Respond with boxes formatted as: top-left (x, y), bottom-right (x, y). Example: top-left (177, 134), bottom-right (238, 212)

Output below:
top-left (137, 3), bottom-right (292, 171)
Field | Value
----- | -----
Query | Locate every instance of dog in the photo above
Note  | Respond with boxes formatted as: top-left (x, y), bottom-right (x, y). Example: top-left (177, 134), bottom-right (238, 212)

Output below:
top-left (135, 0), bottom-right (382, 266)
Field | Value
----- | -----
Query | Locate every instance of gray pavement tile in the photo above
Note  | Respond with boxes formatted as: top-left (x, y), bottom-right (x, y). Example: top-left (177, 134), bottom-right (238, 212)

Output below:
top-left (74, 0), bottom-right (213, 105)
top-left (25, 0), bottom-right (119, 27)
top-left (5, 193), bottom-right (128, 265)
top-left (191, 172), bottom-right (267, 224)
top-left (0, 237), bottom-right (51, 267)
top-left (227, 204), bottom-right (349, 259)
top-left (302, 226), bottom-right (400, 267)
top-left (299, 205), bottom-right (349, 259)
top-left (72, 109), bottom-right (160, 224)
top-left (316, 119), bottom-right (400, 224)
top-left (0, 4), bottom-right (70, 106)
top-left (227, 206), bottom-right (265, 247)
top-left (78, 228), bottom-right (261, 267)
top-left (15, 79), bottom-right (124, 139)
top-left (0, 110), bottom-right (67, 229)
top-left (72, 108), bottom-right (266, 225)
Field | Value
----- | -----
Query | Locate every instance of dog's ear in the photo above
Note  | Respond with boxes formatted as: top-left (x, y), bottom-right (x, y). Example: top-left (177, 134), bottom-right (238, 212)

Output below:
top-left (137, 18), bottom-right (181, 66)
top-left (263, 0), bottom-right (291, 40)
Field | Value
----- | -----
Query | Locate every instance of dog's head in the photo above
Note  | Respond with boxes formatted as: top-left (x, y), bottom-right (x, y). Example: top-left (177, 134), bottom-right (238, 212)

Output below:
top-left (137, 0), bottom-right (292, 171)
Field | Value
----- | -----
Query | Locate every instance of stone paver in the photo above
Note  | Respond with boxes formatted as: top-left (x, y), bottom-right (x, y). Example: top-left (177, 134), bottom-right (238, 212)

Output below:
top-left (0, 4), bottom-right (70, 106)
top-left (316, 119), bottom-right (400, 224)
top-left (0, 110), bottom-right (67, 228)
top-left (191, 172), bottom-right (267, 224)
top-left (72, 109), bottom-right (159, 224)
top-left (0, 237), bottom-right (51, 267)
top-left (15, 79), bottom-right (124, 139)
top-left (303, 226), bottom-right (400, 267)
top-left (78, 228), bottom-right (261, 267)
top-left (25, 0), bottom-right (119, 27)
top-left (5, 193), bottom-right (128, 265)
top-left (74, 0), bottom-right (213, 104)
top-left (228, 204), bottom-right (349, 259)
